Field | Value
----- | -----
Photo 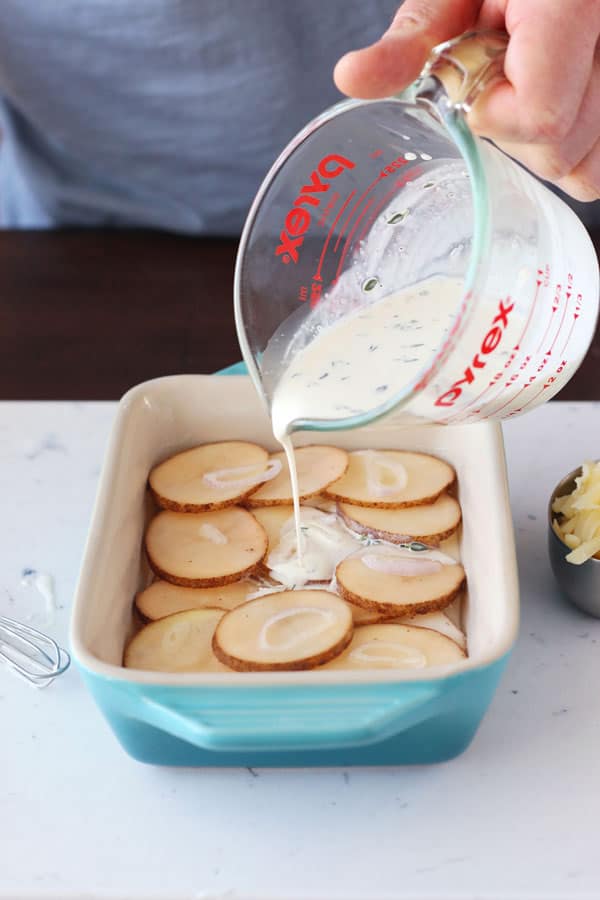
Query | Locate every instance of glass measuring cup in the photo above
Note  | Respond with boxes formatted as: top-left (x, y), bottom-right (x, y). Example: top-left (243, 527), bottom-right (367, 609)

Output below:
top-left (234, 30), bottom-right (599, 431)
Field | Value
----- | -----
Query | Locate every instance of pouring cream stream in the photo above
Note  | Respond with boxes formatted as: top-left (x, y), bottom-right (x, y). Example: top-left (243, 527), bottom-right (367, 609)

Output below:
top-left (269, 276), bottom-right (463, 581)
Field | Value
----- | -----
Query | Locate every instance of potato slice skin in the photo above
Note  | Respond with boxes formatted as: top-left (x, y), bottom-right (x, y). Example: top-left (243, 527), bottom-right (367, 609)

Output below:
top-left (336, 555), bottom-right (465, 616)
top-left (135, 578), bottom-right (257, 621)
top-left (324, 450), bottom-right (455, 509)
top-left (124, 608), bottom-right (228, 672)
top-left (338, 493), bottom-right (461, 545)
top-left (346, 601), bottom-right (397, 626)
top-left (246, 445), bottom-right (348, 507)
top-left (213, 590), bottom-right (353, 671)
top-left (149, 441), bottom-right (270, 512)
top-left (321, 624), bottom-right (465, 670)
top-left (145, 507), bottom-right (268, 588)
top-left (387, 610), bottom-right (467, 651)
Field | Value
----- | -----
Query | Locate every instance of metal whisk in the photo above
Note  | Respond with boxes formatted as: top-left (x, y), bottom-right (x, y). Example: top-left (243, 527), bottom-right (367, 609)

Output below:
top-left (0, 615), bottom-right (70, 686)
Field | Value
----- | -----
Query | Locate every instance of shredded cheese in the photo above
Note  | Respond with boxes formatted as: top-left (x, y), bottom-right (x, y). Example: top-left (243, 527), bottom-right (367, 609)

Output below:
top-left (552, 461), bottom-right (600, 564)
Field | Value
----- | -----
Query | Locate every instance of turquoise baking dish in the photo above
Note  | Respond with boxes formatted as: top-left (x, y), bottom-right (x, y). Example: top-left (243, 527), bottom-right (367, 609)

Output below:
top-left (70, 374), bottom-right (519, 767)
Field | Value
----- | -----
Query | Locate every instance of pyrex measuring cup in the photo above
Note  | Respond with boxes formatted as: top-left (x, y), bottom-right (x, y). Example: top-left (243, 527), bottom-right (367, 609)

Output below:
top-left (234, 30), bottom-right (599, 430)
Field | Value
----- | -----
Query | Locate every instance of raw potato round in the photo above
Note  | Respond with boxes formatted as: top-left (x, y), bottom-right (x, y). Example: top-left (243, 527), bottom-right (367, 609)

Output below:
top-left (439, 532), bottom-right (461, 561)
top-left (346, 600), bottom-right (396, 626)
top-left (145, 507), bottom-right (267, 587)
top-left (213, 590), bottom-right (353, 671)
top-left (389, 610), bottom-right (466, 651)
top-left (321, 624), bottom-right (466, 670)
top-left (135, 579), bottom-right (257, 621)
top-left (124, 608), bottom-right (229, 672)
top-left (149, 441), bottom-right (271, 512)
top-left (250, 506), bottom-right (294, 552)
top-left (302, 495), bottom-right (339, 514)
top-left (246, 445), bottom-right (348, 507)
top-left (324, 450), bottom-right (455, 508)
top-left (338, 493), bottom-right (461, 544)
top-left (336, 553), bottom-right (465, 616)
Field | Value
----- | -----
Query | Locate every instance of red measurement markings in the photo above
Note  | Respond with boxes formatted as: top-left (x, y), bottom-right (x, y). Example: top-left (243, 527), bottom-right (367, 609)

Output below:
top-left (509, 359), bottom-right (569, 415)
top-left (333, 175), bottom-right (382, 254)
top-left (550, 275), bottom-right (573, 354)
top-left (356, 183), bottom-right (401, 245)
top-left (445, 355), bottom-right (523, 424)
top-left (536, 274), bottom-right (573, 356)
top-left (356, 167), bottom-right (423, 246)
top-left (515, 382), bottom-right (546, 413)
top-left (486, 380), bottom-right (534, 418)
top-left (446, 273), bottom-right (546, 424)
top-left (499, 385), bottom-right (535, 418)
top-left (411, 290), bottom-right (473, 400)
top-left (535, 281), bottom-right (562, 356)
top-left (513, 275), bottom-right (542, 354)
top-left (317, 191), bottom-right (340, 227)
top-left (334, 197), bottom-right (376, 281)
top-left (559, 293), bottom-right (582, 358)
top-left (471, 352), bottom-right (536, 420)
top-left (312, 189), bottom-right (356, 283)
top-left (443, 384), bottom-right (495, 424)
top-left (442, 296), bottom-right (523, 424)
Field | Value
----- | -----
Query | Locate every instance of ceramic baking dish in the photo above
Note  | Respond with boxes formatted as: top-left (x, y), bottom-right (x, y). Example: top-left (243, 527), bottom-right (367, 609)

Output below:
top-left (71, 374), bottom-right (519, 767)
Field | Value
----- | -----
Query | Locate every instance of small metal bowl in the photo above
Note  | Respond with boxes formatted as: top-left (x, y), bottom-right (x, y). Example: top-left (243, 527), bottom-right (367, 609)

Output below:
top-left (548, 465), bottom-right (600, 617)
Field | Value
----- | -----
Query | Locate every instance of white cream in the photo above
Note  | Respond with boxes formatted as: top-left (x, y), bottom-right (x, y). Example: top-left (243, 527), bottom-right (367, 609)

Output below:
top-left (354, 543), bottom-right (457, 569)
top-left (267, 276), bottom-right (465, 586)
top-left (271, 276), bottom-right (463, 441)
top-left (349, 641), bottom-right (427, 668)
top-left (258, 607), bottom-right (337, 652)
top-left (20, 570), bottom-right (57, 624)
top-left (361, 553), bottom-right (443, 576)
top-left (354, 449), bottom-right (408, 497)
top-left (202, 459), bottom-right (282, 490)
top-left (266, 507), bottom-right (359, 588)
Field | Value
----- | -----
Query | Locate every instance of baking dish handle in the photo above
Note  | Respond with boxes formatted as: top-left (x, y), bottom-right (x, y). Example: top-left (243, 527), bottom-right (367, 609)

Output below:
top-left (137, 686), bottom-right (441, 752)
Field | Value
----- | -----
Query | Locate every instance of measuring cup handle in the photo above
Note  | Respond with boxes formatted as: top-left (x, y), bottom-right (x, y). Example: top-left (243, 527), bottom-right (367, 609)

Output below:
top-left (419, 30), bottom-right (509, 112)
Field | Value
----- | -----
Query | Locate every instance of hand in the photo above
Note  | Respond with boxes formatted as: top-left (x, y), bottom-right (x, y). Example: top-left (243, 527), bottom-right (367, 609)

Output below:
top-left (334, 0), bottom-right (600, 201)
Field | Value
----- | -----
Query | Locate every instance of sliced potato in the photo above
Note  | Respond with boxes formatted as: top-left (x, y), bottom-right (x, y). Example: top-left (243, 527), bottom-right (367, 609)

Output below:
top-left (338, 493), bottom-right (461, 544)
top-left (246, 445), bottom-right (348, 507)
top-left (266, 507), bottom-right (359, 588)
top-left (324, 450), bottom-right (455, 508)
top-left (135, 579), bottom-right (257, 621)
top-left (336, 550), bottom-right (465, 616)
top-left (124, 608), bottom-right (228, 672)
top-left (213, 589), bottom-right (353, 671)
top-left (439, 532), bottom-right (461, 561)
top-left (250, 506), bottom-right (294, 552)
top-left (388, 610), bottom-right (466, 651)
top-left (346, 600), bottom-right (396, 626)
top-left (149, 441), bottom-right (272, 512)
top-left (302, 495), bottom-right (339, 514)
top-left (321, 624), bottom-right (465, 670)
top-left (145, 507), bottom-right (267, 587)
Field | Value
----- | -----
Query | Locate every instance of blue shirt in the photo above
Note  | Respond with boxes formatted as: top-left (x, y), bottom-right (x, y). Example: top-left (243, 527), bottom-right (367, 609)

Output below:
top-left (0, 1), bottom-right (596, 232)
top-left (0, 0), bottom-right (399, 232)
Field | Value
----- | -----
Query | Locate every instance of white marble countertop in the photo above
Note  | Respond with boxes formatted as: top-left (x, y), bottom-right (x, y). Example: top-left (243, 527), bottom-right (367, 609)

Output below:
top-left (1, 400), bottom-right (600, 900)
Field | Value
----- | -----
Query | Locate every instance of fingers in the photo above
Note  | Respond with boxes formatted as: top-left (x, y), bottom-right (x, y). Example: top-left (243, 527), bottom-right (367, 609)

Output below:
top-left (483, 54), bottom-right (600, 200)
top-left (334, 0), bottom-right (482, 99)
top-left (468, 0), bottom-right (600, 144)
top-left (556, 139), bottom-right (600, 202)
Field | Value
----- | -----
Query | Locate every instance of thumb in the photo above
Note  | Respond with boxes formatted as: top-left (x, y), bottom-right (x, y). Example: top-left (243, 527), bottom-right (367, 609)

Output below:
top-left (334, 0), bottom-right (482, 99)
